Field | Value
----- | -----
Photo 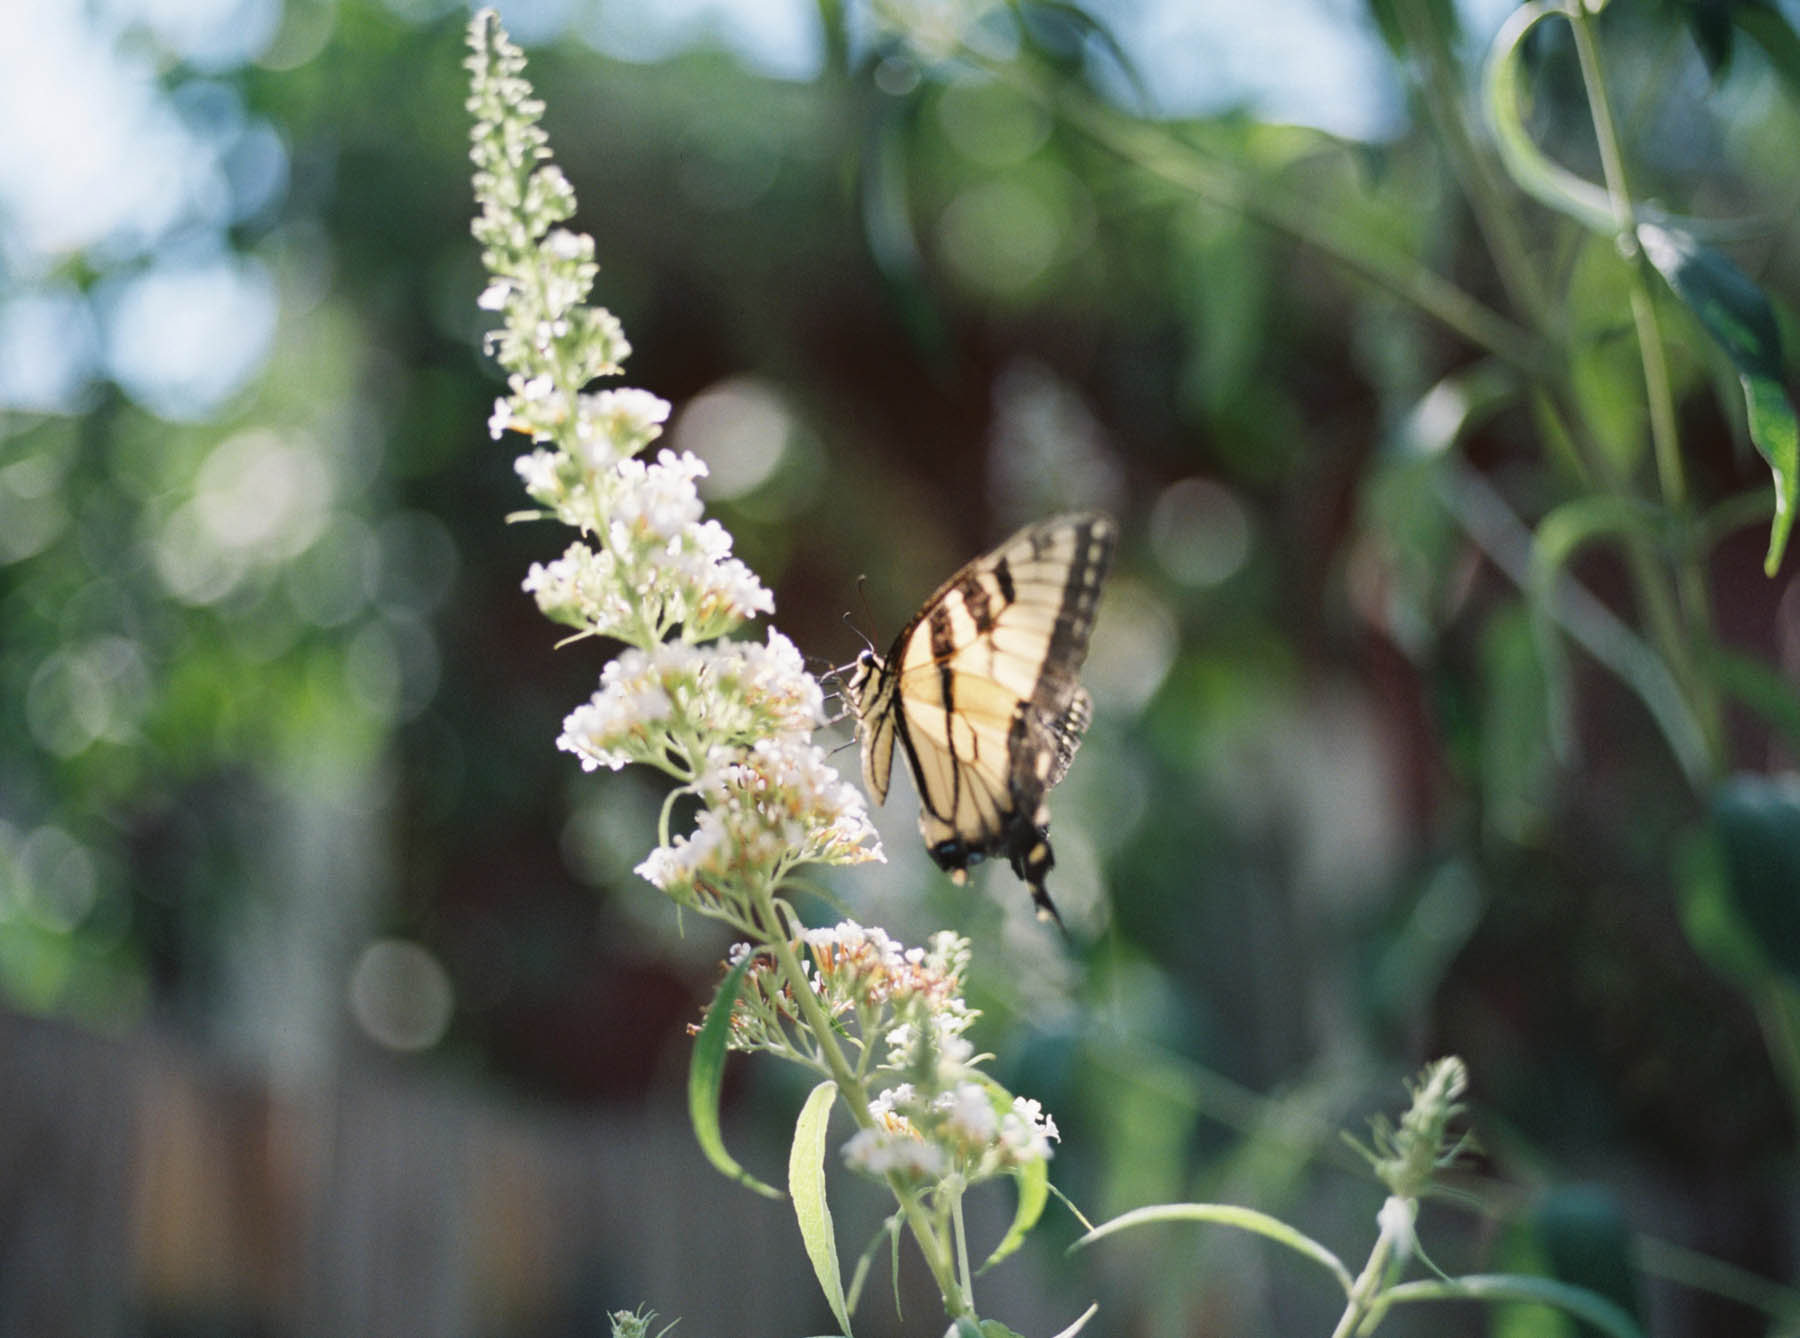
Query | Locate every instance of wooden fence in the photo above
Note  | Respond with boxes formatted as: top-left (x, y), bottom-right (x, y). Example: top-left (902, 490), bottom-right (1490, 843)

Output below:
top-left (0, 1008), bottom-right (873, 1338)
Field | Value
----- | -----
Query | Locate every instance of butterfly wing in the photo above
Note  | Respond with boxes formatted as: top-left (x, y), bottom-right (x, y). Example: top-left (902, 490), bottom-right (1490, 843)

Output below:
top-left (883, 512), bottom-right (1115, 922)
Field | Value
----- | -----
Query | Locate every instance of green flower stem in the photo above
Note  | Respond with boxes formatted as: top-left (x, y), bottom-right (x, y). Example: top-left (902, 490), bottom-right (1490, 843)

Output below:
top-left (1328, 1199), bottom-right (1409, 1338)
top-left (949, 1179), bottom-right (975, 1303)
top-left (746, 879), bottom-right (970, 1316)
top-left (1565, 1), bottom-right (1721, 765)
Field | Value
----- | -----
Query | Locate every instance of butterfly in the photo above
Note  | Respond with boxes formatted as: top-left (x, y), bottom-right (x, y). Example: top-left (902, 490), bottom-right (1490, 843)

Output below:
top-left (844, 512), bottom-right (1116, 927)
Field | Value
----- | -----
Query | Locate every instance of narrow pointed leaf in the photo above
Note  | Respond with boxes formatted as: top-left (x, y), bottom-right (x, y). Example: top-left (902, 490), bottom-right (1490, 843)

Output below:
top-left (845, 1213), bottom-right (899, 1313)
top-left (1711, 773), bottom-right (1800, 983)
top-left (1527, 494), bottom-right (1657, 753)
top-left (977, 1153), bottom-right (1048, 1275)
top-left (1047, 1302), bottom-right (1100, 1338)
top-left (688, 955), bottom-right (781, 1199)
top-left (1737, 3), bottom-right (1800, 101)
top-left (1638, 222), bottom-right (1797, 574)
top-left (1382, 1273), bottom-right (1646, 1338)
top-left (791, 1080), bottom-right (854, 1338)
top-left (1074, 1203), bottom-right (1353, 1295)
top-left (1535, 1185), bottom-right (1644, 1334)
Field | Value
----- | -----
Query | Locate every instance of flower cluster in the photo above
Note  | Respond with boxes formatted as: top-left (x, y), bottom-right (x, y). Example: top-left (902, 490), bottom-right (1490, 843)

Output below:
top-left (1349, 1055), bottom-right (1471, 1201)
top-left (558, 630), bottom-right (823, 774)
top-left (471, 17), bottom-right (1052, 1322)
top-left (718, 922), bottom-right (1059, 1181)
top-left (635, 737), bottom-right (878, 906)
top-left (467, 11), bottom-right (880, 920)
top-left (846, 1084), bottom-right (1060, 1182)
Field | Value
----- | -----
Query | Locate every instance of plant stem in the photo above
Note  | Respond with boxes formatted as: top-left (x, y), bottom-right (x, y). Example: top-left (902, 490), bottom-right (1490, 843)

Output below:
top-left (1329, 1198), bottom-right (1409, 1338)
top-left (1565, 0), bottom-right (1722, 768)
top-left (748, 882), bottom-right (969, 1316)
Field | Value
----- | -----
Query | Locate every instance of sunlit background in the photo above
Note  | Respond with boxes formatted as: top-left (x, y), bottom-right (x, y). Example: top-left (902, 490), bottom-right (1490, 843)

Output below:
top-left (4, 0), bottom-right (1799, 1334)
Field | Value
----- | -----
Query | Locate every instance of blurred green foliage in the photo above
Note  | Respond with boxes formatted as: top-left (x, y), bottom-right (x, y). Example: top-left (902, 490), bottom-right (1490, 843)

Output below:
top-left (4, 0), bottom-right (1800, 1333)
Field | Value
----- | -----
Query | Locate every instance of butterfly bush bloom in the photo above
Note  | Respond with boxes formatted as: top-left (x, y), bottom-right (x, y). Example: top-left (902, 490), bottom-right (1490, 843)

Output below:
top-left (472, 18), bottom-right (1057, 1322)
top-left (714, 922), bottom-right (1058, 1180)
top-left (467, 12), bottom-right (879, 924)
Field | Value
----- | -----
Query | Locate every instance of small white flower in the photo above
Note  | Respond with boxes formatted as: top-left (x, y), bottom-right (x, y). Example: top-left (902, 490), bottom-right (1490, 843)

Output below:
top-left (943, 1082), bottom-right (998, 1143)
top-left (842, 1126), bottom-right (947, 1179)
top-left (543, 227), bottom-right (588, 261)
top-left (998, 1096), bottom-right (1060, 1164)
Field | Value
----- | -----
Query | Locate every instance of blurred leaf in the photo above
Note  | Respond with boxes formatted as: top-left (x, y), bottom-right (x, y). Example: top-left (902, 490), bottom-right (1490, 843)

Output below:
top-left (1173, 209), bottom-right (1269, 415)
top-left (1736, 0), bottom-right (1800, 99)
top-left (844, 1213), bottom-right (898, 1314)
top-left (1370, 862), bottom-right (1485, 1029)
top-left (1567, 238), bottom-right (1650, 475)
top-left (791, 1080), bottom-right (854, 1338)
top-left (1676, 825), bottom-right (1771, 987)
top-left (1015, 1), bottom-right (1147, 103)
top-left (1532, 1186), bottom-right (1643, 1338)
top-left (978, 1145), bottom-right (1047, 1274)
top-left (1490, 1217), bottom-right (1580, 1338)
top-left (1046, 1303), bottom-right (1099, 1338)
top-left (1482, 605), bottom-right (1559, 840)
top-left (1710, 774), bottom-right (1800, 983)
top-left (1705, 644), bottom-right (1800, 752)
top-left (1681, 0), bottom-right (1738, 74)
top-left (1637, 223), bottom-right (1796, 573)
top-left (1365, 0), bottom-right (1461, 61)
top-left (1358, 363), bottom-right (1515, 655)
top-left (1075, 1203), bottom-right (1353, 1294)
top-left (1383, 1273), bottom-right (1645, 1338)
top-left (688, 956), bottom-right (782, 1199)
top-left (1528, 494), bottom-right (1658, 757)
top-left (856, 79), bottom-right (954, 370)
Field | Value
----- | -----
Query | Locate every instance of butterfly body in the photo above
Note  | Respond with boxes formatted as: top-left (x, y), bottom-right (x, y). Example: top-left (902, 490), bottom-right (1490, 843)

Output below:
top-left (846, 512), bottom-right (1116, 925)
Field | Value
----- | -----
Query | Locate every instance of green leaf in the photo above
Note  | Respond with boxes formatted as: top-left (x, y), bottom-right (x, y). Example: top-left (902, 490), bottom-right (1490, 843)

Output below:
top-left (1534, 1186), bottom-right (1643, 1338)
top-left (844, 1214), bottom-right (898, 1315)
top-left (1382, 1274), bottom-right (1646, 1338)
top-left (1637, 223), bottom-right (1798, 574)
top-left (791, 1080), bottom-right (854, 1338)
top-left (1074, 1202), bottom-right (1353, 1296)
top-left (1705, 645), bottom-right (1800, 753)
top-left (1365, 0), bottom-right (1462, 61)
top-left (1046, 1302), bottom-right (1100, 1338)
top-left (688, 955), bottom-right (782, 1199)
top-left (1527, 494), bottom-right (1658, 757)
top-left (1479, 607), bottom-right (1559, 842)
top-left (977, 1150), bottom-right (1048, 1275)
top-left (1737, 1), bottom-right (1800, 101)
top-left (1710, 774), bottom-right (1800, 983)
top-left (1675, 826), bottom-right (1772, 988)
top-left (1483, 4), bottom-right (1616, 233)
top-left (1565, 237), bottom-right (1650, 475)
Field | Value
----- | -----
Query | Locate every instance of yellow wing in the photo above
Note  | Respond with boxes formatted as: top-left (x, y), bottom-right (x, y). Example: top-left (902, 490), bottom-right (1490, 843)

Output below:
top-left (854, 512), bottom-right (1115, 924)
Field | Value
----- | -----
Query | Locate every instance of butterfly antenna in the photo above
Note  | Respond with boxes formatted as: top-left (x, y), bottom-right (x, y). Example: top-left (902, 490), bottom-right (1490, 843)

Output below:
top-left (842, 604), bottom-right (876, 657)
